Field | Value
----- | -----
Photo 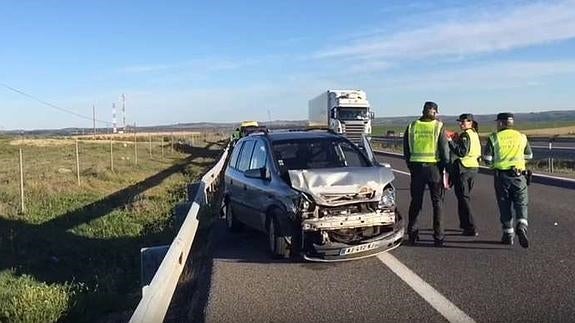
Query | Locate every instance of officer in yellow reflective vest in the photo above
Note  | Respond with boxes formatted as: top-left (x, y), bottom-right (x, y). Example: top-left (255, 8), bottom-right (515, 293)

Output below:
top-left (448, 113), bottom-right (481, 237)
top-left (403, 101), bottom-right (450, 247)
top-left (483, 113), bottom-right (533, 248)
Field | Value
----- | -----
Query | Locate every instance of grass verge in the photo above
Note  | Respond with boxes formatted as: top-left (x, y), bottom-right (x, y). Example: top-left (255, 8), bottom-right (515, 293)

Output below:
top-left (0, 136), bottom-right (226, 322)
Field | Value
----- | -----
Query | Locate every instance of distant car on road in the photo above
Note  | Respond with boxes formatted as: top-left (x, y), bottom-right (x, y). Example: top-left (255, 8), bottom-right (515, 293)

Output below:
top-left (223, 130), bottom-right (404, 262)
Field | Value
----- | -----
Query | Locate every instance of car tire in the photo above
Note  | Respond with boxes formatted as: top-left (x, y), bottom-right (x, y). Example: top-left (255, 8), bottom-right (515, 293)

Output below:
top-left (268, 215), bottom-right (290, 259)
top-left (225, 201), bottom-right (242, 232)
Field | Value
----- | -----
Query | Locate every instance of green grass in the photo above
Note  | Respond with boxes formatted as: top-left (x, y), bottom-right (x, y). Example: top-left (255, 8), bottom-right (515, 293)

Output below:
top-left (0, 135), bottom-right (226, 322)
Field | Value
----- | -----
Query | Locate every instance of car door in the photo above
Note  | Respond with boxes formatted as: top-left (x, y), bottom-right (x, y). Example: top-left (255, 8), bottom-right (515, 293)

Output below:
top-left (225, 140), bottom-right (245, 217)
top-left (233, 139), bottom-right (257, 227)
top-left (242, 139), bottom-right (273, 232)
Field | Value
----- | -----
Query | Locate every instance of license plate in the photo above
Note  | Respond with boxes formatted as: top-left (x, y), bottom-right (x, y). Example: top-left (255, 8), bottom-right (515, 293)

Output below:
top-left (340, 242), bottom-right (378, 256)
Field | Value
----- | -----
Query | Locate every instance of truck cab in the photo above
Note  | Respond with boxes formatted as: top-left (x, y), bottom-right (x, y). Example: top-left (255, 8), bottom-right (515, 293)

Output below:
top-left (309, 90), bottom-right (374, 144)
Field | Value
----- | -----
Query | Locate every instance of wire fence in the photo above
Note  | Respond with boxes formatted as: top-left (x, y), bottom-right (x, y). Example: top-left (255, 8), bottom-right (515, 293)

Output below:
top-left (0, 131), bottom-right (227, 215)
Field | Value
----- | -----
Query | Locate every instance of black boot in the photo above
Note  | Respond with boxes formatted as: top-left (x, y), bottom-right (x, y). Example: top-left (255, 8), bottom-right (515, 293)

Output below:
top-left (434, 239), bottom-right (444, 247)
top-left (462, 229), bottom-right (478, 237)
top-left (408, 230), bottom-right (419, 245)
top-left (501, 233), bottom-right (514, 245)
top-left (516, 225), bottom-right (529, 248)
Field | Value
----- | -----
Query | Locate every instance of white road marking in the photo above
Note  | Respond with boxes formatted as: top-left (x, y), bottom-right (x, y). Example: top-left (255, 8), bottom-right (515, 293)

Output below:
top-left (377, 253), bottom-right (476, 323)
top-left (392, 169), bottom-right (411, 176)
top-left (388, 166), bottom-right (475, 322)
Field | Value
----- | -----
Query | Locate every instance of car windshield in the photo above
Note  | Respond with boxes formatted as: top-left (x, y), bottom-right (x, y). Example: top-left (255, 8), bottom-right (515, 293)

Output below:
top-left (338, 108), bottom-right (368, 120)
top-left (272, 138), bottom-right (370, 170)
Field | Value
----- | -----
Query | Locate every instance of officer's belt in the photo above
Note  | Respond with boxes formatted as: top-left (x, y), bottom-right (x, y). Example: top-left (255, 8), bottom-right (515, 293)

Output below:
top-left (412, 162), bottom-right (438, 166)
top-left (494, 169), bottom-right (522, 177)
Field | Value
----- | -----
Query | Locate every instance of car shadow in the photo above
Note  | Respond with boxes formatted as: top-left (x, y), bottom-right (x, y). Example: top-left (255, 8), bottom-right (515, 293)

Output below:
top-left (211, 220), bottom-right (296, 264)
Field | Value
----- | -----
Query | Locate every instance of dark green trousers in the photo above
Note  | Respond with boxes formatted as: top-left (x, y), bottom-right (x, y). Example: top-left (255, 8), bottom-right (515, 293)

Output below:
top-left (494, 170), bottom-right (529, 235)
top-left (453, 163), bottom-right (478, 231)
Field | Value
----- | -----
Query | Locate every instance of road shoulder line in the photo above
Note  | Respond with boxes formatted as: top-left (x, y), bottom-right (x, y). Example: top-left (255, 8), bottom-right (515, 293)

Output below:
top-left (377, 253), bottom-right (476, 323)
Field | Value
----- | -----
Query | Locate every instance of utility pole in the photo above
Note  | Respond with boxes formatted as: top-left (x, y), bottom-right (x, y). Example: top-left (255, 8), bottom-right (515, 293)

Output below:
top-left (112, 103), bottom-right (117, 133)
top-left (122, 93), bottom-right (127, 133)
top-left (92, 105), bottom-right (96, 138)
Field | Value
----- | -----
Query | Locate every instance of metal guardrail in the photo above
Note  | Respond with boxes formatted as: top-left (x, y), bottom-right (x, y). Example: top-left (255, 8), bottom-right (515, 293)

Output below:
top-left (130, 144), bottom-right (230, 323)
top-left (371, 136), bottom-right (575, 174)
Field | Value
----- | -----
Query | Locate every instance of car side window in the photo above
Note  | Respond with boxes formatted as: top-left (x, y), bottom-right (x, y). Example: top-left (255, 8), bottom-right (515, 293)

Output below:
top-left (229, 142), bottom-right (244, 169)
top-left (237, 140), bottom-right (256, 172)
top-left (249, 140), bottom-right (267, 170)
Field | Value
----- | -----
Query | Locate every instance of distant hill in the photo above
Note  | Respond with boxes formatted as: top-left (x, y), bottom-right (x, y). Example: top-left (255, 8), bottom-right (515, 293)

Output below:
top-left (2, 110), bottom-right (574, 136)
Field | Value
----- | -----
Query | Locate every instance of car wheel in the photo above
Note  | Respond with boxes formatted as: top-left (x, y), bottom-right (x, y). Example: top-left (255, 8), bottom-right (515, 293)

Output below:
top-left (225, 201), bottom-right (242, 232)
top-left (268, 215), bottom-right (290, 259)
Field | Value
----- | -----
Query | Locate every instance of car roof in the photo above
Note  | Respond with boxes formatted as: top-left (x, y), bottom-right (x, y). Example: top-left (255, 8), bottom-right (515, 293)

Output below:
top-left (257, 130), bottom-right (343, 142)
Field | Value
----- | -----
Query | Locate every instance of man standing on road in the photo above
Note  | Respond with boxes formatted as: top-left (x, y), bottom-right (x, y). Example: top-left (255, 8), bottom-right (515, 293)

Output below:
top-left (448, 113), bottom-right (481, 237)
top-left (483, 113), bottom-right (533, 248)
top-left (403, 101), bottom-right (450, 247)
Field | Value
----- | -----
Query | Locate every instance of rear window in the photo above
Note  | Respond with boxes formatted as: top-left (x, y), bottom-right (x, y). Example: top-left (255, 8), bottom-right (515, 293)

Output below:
top-left (272, 138), bottom-right (369, 170)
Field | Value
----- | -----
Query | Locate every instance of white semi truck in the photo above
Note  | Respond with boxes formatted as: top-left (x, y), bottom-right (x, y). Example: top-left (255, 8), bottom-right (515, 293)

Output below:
top-left (308, 89), bottom-right (374, 143)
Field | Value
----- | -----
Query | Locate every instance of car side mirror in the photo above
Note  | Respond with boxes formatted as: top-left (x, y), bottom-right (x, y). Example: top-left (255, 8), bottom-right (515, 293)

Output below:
top-left (244, 167), bottom-right (270, 180)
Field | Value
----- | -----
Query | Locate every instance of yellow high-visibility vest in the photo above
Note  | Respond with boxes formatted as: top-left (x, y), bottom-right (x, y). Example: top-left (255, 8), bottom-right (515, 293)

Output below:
top-left (408, 120), bottom-right (442, 163)
top-left (490, 129), bottom-right (527, 170)
top-left (458, 129), bottom-right (481, 168)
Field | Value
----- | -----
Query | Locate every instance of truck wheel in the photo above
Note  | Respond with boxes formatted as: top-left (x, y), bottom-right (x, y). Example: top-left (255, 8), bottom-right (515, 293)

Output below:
top-left (268, 215), bottom-right (290, 259)
top-left (225, 202), bottom-right (242, 232)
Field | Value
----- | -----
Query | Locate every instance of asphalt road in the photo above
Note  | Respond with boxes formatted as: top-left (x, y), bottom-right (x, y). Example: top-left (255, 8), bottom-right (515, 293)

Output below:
top-left (197, 154), bottom-right (575, 323)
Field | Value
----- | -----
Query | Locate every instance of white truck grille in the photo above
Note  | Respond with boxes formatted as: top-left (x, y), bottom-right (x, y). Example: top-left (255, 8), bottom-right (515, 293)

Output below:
top-left (342, 122), bottom-right (366, 143)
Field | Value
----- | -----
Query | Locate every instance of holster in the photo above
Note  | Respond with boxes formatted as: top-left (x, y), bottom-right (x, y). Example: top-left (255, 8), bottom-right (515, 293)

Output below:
top-left (522, 169), bottom-right (533, 185)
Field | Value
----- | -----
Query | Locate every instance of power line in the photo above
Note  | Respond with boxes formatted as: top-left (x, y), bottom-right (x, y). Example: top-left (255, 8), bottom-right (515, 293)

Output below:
top-left (0, 82), bottom-right (111, 125)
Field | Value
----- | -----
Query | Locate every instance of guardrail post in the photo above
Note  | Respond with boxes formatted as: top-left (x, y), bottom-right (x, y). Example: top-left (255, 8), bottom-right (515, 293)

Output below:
top-left (548, 141), bottom-right (553, 173)
top-left (19, 148), bottom-right (25, 214)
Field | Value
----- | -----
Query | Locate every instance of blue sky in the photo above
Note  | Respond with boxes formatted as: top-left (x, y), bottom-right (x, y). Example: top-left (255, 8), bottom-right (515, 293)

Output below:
top-left (1, 0), bottom-right (575, 130)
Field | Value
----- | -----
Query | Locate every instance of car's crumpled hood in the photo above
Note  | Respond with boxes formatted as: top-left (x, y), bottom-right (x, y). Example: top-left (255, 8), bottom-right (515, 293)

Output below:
top-left (288, 167), bottom-right (394, 206)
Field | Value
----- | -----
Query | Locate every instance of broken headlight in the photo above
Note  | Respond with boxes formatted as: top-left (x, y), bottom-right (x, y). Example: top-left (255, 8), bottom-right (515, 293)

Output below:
top-left (378, 185), bottom-right (396, 209)
top-left (297, 192), bottom-right (316, 218)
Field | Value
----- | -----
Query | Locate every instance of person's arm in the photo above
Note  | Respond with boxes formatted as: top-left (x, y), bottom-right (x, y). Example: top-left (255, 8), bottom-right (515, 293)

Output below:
top-left (438, 126), bottom-right (450, 171)
top-left (403, 126), bottom-right (411, 166)
top-left (483, 136), bottom-right (494, 167)
top-left (448, 132), bottom-right (470, 158)
top-left (524, 136), bottom-right (533, 160)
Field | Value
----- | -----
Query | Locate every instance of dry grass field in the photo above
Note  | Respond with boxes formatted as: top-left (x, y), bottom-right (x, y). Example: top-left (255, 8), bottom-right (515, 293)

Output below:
top-left (0, 134), bottom-right (227, 322)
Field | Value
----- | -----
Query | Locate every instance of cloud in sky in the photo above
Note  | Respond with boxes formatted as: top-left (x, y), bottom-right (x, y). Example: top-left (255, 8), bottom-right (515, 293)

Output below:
top-left (314, 1), bottom-right (575, 62)
top-left (380, 60), bottom-right (575, 91)
top-left (118, 57), bottom-right (254, 74)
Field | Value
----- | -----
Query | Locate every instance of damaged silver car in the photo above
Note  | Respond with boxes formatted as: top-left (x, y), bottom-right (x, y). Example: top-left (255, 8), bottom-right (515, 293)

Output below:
top-left (223, 130), bottom-right (403, 261)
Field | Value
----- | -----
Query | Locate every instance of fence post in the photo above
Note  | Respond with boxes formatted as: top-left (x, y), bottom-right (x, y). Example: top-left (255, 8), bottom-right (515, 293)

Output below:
top-left (134, 131), bottom-right (138, 165)
top-left (76, 139), bottom-right (81, 186)
top-left (149, 134), bottom-right (152, 158)
top-left (170, 134), bottom-right (174, 153)
top-left (110, 139), bottom-right (114, 172)
top-left (19, 148), bottom-right (25, 214)
top-left (161, 137), bottom-right (164, 158)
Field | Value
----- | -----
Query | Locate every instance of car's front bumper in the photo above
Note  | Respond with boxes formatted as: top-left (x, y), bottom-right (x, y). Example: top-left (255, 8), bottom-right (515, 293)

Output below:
top-left (302, 214), bottom-right (404, 262)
